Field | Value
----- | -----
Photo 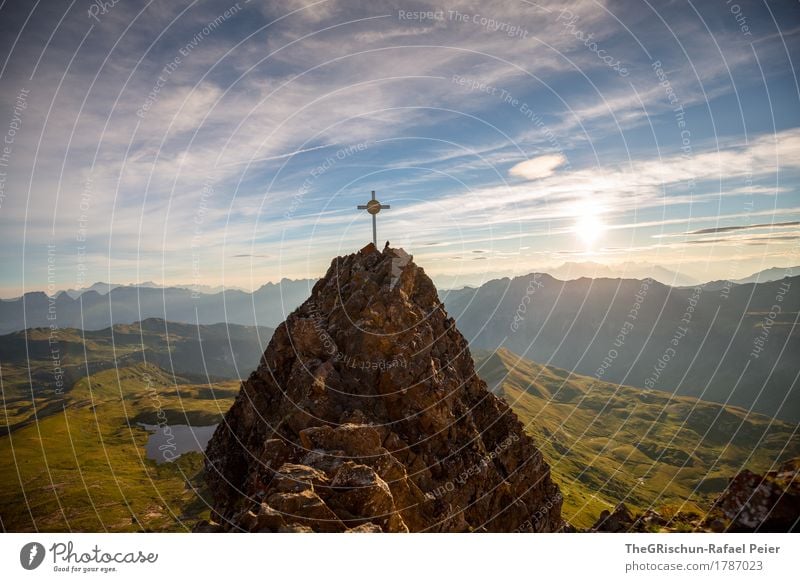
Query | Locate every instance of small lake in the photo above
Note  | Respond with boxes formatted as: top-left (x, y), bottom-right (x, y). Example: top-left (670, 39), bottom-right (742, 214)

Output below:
top-left (140, 423), bottom-right (218, 464)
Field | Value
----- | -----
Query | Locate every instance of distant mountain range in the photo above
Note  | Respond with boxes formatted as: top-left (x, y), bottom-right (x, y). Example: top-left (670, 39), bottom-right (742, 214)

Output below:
top-left (734, 266), bottom-right (798, 284)
top-left (57, 281), bottom-right (250, 299)
top-left (543, 261), bottom-right (699, 286)
top-left (443, 274), bottom-right (800, 423)
top-left (701, 266), bottom-right (800, 292)
top-left (0, 279), bottom-right (312, 334)
top-left (4, 264), bottom-right (797, 335)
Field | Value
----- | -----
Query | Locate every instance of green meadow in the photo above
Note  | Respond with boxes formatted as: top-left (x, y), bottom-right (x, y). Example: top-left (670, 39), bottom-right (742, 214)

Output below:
top-left (0, 362), bottom-right (238, 532)
top-left (475, 348), bottom-right (800, 528)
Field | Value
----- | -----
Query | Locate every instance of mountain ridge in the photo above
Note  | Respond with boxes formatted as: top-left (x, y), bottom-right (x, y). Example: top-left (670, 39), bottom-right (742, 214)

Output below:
top-left (445, 273), bottom-right (800, 422)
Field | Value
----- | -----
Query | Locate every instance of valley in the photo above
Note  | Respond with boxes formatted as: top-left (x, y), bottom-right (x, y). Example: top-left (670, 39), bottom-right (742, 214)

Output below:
top-left (2, 317), bottom-right (796, 531)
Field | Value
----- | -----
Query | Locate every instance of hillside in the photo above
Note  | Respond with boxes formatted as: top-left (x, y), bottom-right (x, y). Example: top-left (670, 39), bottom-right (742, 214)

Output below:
top-left (474, 348), bottom-right (800, 528)
top-left (0, 319), bottom-right (265, 531)
top-left (0, 318), bottom-right (271, 433)
top-left (0, 363), bottom-right (238, 531)
top-left (445, 274), bottom-right (800, 422)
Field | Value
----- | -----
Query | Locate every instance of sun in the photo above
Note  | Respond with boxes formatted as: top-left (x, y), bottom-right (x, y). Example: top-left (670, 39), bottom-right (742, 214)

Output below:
top-left (573, 208), bottom-right (607, 248)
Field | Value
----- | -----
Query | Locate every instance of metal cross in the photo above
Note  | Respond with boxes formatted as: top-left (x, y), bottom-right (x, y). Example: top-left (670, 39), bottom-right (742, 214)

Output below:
top-left (357, 190), bottom-right (390, 247)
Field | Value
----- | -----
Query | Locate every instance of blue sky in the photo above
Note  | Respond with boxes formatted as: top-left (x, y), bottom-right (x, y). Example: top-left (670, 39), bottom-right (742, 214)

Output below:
top-left (0, 0), bottom-right (799, 296)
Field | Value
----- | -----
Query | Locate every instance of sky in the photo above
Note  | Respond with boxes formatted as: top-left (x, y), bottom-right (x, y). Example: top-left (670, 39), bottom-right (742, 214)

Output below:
top-left (0, 0), bottom-right (799, 296)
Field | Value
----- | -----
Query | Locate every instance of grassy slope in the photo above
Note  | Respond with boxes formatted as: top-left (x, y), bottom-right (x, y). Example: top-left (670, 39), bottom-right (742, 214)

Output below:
top-left (0, 319), bottom-right (266, 433)
top-left (0, 363), bottom-right (238, 532)
top-left (475, 348), bottom-right (800, 528)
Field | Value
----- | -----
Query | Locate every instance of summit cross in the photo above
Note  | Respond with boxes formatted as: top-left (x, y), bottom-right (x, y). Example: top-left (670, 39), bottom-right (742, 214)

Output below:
top-left (357, 190), bottom-right (390, 247)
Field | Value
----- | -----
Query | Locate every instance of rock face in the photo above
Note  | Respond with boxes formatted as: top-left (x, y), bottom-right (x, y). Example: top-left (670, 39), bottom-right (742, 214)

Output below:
top-left (592, 503), bottom-right (636, 532)
top-left (712, 458), bottom-right (800, 532)
top-left (587, 459), bottom-right (800, 533)
top-left (203, 244), bottom-right (562, 532)
top-left (591, 504), bottom-right (669, 533)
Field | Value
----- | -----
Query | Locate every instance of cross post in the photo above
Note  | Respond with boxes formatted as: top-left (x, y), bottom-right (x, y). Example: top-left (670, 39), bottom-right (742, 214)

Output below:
top-left (357, 190), bottom-right (390, 247)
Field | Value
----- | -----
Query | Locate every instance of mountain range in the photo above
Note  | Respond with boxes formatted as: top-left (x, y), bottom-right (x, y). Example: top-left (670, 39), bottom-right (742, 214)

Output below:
top-left (3, 265), bottom-right (795, 335)
top-left (444, 273), bottom-right (799, 422)
top-left (56, 281), bottom-right (250, 299)
top-left (0, 280), bottom-right (310, 334)
top-left (1, 249), bottom-right (797, 531)
top-left (3, 266), bottom-right (797, 423)
top-left (541, 261), bottom-right (699, 286)
top-left (733, 266), bottom-right (798, 285)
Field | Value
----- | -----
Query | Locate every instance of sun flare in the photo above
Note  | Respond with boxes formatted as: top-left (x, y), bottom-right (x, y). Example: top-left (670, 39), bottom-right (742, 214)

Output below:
top-left (573, 207), bottom-right (607, 248)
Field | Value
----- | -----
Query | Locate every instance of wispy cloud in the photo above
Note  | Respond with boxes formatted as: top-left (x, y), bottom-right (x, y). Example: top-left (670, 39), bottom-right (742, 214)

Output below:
top-left (685, 221), bottom-right (800, 235)
top-left (1, 0), bottom-right (799, 294)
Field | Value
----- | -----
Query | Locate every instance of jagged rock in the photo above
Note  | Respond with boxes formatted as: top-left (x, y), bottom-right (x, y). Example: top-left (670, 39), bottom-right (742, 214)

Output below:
top-left (591, 504), bottom-right (709, 533)
top-left (584, 459), bottom-right (800, 533)
top-left (254, 502), bottom-right (286, 532)
top-left (203, 245), bottom-right (562, 532)
top-left (346, 523), bottom-right (383, 533)
top-left (328, 462), bottom-right (407, 532)
top-left (279, 524), bottom-right (315, 533)
top-left (267, 489), bottom-right (345, 532)
top-left (271, 463), bottom-right (327, 493)
top-left (193, 520), bottom-right (223, 533)
top-left (712, 458), bottom-right (800, 532)
top-left (636, 509), bottom-right (666, 529)
top-left (592, 503), bottom-right (635, 532)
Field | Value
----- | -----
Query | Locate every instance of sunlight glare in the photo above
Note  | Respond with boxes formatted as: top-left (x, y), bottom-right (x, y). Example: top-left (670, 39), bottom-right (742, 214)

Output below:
top-left (574, 206), bottom-right (607, 248)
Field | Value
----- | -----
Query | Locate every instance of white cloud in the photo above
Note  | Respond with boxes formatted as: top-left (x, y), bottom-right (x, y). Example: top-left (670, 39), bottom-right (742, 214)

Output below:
top-left (2, 0), bottom-right (798, 293)
top-left (508, 154), bottom-right (567, 179)
top-left (389, 127), bottom-right (800, 233)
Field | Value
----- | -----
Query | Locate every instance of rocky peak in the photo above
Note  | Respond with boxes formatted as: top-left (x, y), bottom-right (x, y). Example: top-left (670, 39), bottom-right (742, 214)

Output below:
top-left (202, 245), bottom-right (562, 532)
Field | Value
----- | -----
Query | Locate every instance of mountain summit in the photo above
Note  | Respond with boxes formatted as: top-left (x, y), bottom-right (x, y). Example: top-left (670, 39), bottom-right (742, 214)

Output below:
top-left (203, 244), bottom-right (562, 532)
